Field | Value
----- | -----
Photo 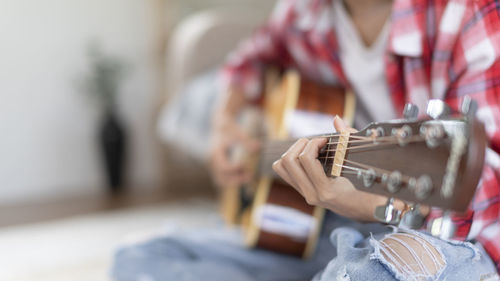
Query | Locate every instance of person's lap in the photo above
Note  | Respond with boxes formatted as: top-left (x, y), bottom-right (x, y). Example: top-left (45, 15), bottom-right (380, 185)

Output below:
top-left (111, 226), bottom-right (335, 281)
top-left (111, 214), bottom-right (498, 281)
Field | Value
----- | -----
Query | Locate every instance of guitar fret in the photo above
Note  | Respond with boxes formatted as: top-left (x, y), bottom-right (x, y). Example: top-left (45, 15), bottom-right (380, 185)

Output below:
top-left (322, 137), bottom-right (332, 166)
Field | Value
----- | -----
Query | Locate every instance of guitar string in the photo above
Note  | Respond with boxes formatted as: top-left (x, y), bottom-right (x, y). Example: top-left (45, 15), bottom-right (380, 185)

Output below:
top-left (334, 159), bottom-right (414, 184)
top-left (302, 133), bottom-right (372, 139)
top-left (324, 135), bottom-right (404, 145)
top-left (319, 141), bottom-right (420, 157)
top-left (343, 158), bottom-right (393, 175)
top-left (338, 170), bottom-right (359, 175)
top-left (262, 136), bottom-right (426, 158)
top-left (261, 133), bottom-right (407, 146)
top-left (259, 135), bottom-right (428, 172)
top-left (309, 135), bottom-right (422, 148)
top-left (258, 135), bottom-right (370, 150)
top-left (320, 135), bottom-right (425, 153)
top-left (260, 143), bottom-right (426, 188)
top-left (261, 139), bottom-right (383, 154)
top-left (259, 139), bottom-right (427, 170)
top-left (323, 136), bottom-right (332, 167)
top-left (261, 142), bottom-right (424, 164)
top-left (261, 135), bottom-right (425, 154)
top-left (258, 135), bottom-right (399, 156)
top-left (259, 134), bottom-right (371, 146)
top-left (261, 151), bottom-right (415, 184)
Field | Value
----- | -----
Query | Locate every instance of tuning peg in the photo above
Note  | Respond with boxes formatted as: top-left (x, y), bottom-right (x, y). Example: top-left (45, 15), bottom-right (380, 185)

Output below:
top-left (403, 103), bottom-right (419, 120)
top-left (399, 204), bottom-right (426, 229)
top-left (426, 99), bottom-right (451, 119)
top-left (428, 211), bottom-right (457, 239)
top-left (374, 198), bottom-right (401, 224)
top-left (461, 96), bottom-right (478, 118)
top-left (439, 212), bottom-right (457, 239)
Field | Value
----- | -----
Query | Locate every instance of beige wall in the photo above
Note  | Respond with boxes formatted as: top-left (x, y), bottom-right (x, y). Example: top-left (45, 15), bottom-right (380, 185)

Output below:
top-left (0, 0), bottom-right (166, 203)
top-left (0, 0), bottom-right (277, 204)
top-left (164, 0), bottom-right (276, 29)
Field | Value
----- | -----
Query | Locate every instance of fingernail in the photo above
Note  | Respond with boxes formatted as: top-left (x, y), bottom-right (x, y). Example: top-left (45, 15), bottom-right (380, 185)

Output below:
top-left (334, 115), bottom-right (347, 130)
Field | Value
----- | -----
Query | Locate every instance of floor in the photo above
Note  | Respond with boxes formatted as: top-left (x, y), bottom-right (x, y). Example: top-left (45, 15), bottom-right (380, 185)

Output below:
top-left (0, 198), bottom-right (219, 281)
top-left (0, 185), bottom-right (215, 228)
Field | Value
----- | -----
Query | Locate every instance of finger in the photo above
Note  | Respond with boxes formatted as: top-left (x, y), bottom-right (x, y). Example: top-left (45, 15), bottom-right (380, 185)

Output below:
top-left (333, 115), bottom-right (357, 133)
top-left (229, 123), bottom-right (261, 152)
top-left (213, 144), bottom-right (243, 173)
top-left (272, 159), bottom-right (300, 191)
top-left (219, 161), bottom-right (243, 173)
top-left (239, 168), bottom-right (254, 184)
top-left (211, 151), bottom-right (243, 186)
top-left (298, 138), bottom-right (330, 189)
top-left (244, 138), bottom-right (261, 152)
top-left (217, 171), bottom-right (244, 187)
top-left (333, 115), bottom-right (347, 131)
top-left (281, 139), bottom-right (318, 205)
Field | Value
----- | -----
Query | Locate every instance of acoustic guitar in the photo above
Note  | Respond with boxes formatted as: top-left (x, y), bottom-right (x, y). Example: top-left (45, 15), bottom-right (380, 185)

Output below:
top-left (220, 69), bottom-right (355, 258)
top-left (220, 69), bottom-right (487, 259)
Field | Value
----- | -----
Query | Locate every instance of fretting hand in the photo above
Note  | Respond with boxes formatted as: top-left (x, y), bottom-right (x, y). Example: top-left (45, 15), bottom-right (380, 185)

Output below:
top-left (272, 116), bottom-right (389, 222)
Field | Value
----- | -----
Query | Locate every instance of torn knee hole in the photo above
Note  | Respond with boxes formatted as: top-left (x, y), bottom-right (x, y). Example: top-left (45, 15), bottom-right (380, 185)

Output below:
top-left (379, 233), bottom-right (445, 280)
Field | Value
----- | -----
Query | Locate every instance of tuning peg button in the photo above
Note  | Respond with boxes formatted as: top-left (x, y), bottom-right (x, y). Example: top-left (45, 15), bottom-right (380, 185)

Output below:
top-left (426, 99), bottom-right (451, 119)
top-left (461, 96), bottom-right (478, 118)
top-left (428, 211), bottom-right (457, 239)
top-left (361, 169), bottom-right (377, 188)
top-left (415, 175), bottom-right (433, 200)
top-left (400, 204), bottom-right (426, 229)
top-left (420, 123), bottom-right (445, 148)
top-left (387, 171), bottom-right (403, 193)
top-left (374, 198), bottom-right (401, 224)
top-left (403, 103), bottom-right (419, 120)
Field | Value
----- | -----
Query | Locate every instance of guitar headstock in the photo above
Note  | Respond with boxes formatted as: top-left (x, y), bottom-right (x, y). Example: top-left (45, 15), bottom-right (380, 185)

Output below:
top-left (322, 99), bottom-right (487, 212)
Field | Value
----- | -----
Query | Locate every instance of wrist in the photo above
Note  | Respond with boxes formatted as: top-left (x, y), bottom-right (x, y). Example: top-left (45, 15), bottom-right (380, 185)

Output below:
top-left (215, 86), bottom-right (247, 117)
top-left (372, 197), bottom-right (431, 228)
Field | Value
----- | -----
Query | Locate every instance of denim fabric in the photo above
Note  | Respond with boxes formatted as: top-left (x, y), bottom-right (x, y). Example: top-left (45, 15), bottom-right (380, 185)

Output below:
top-left (111, 213), bottom-right (497, 281)
top-left (313, 227), bottom-right (499, 281)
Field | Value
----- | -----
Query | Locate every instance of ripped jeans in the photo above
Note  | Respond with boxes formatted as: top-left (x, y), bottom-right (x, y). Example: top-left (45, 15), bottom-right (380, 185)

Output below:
top-left (111, 213), bottom-right (499, 281)
top-left (314, 227), bottom-right (499, 281)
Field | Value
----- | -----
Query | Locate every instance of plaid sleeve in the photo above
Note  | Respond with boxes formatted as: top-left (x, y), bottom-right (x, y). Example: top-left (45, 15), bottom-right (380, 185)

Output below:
top-left (436, 0), bottom-right (500, 270)
top-left (218, 0), bottom-right (299, 100)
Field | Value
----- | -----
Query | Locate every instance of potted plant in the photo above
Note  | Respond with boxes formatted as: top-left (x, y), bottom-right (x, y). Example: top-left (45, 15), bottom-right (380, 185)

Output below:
top-left (84, 45), bottom-right (127, 193)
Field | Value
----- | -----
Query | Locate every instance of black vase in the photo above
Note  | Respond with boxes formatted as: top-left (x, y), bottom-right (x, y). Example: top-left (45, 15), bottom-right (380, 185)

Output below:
top-left (99, 110), bottom-right (126, 193)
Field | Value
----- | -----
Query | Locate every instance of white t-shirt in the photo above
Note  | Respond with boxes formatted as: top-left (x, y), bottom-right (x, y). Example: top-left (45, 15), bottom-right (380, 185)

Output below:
top-left (333, 0), bottom-right (397, 128)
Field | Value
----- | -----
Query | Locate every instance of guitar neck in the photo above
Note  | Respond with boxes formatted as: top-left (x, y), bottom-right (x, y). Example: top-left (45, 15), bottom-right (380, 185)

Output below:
top-left (258, 117), bottom-right (486, 212)
top-left (257, 134), bottom-right (333, 176)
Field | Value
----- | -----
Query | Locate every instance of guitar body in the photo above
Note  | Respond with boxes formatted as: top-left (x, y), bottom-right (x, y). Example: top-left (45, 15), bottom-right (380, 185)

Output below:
top-left (221, 72), bottom-right (487, 252)
top-left (221, 69), bottom-right (355, 258)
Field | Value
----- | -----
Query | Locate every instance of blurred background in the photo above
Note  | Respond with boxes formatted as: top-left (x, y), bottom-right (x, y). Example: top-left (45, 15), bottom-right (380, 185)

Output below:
top-left (0, 0), bottom-right (276, 280)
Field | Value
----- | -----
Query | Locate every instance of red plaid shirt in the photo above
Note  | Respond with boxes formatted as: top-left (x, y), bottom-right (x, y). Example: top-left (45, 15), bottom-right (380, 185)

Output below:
top-left (221, 0), bottom-right (500, 271)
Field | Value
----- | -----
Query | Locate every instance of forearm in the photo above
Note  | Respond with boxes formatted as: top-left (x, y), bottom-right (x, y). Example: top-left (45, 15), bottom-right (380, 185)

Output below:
top-left (213, 86), bottom-right (248, 126)
top-left (324, 190), bottom-right (387, 223)
top-left (324, 187), bottom-right (430, 224)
